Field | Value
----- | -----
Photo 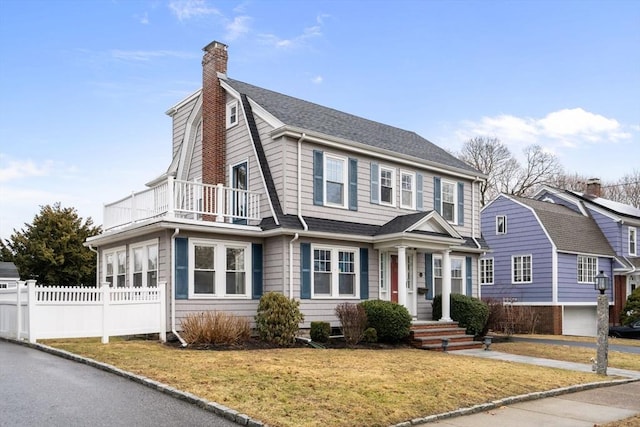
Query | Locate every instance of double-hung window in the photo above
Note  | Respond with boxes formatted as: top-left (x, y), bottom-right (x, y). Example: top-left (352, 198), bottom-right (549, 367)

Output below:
top-left (480, 258), bottom-right (494, 285)
top-left (630, 227), bottom-right (637, 256)
top-left (130, 240), bottom-right (158, 288)
top-left (312, 246), bottom-right (359, 298)
top-left (226, 100), bottom-right (238, 128)
top-left (512, 255), bottom-right (532, 284)
top-left (400, 171), bottom-right (415, 209)
top-left (432, 256), bottom-right (465, 295)
top-left (496, 216), bottom-right (507, 234)
top-left (577, 255), bottom-right (597, 284)
top-left (190, 240), bottom-right (251, 298)
top-left (379, 167), bottom-right (395, 205)
top-left (104, 247), bottom-right (126, 287)
top-left (324, 155), bottom-right (347, 207)
top-left (441, 180), bottom-right (457, 223)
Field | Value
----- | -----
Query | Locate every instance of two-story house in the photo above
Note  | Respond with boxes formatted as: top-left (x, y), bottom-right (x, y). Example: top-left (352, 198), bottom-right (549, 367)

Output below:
top-left (535, 180), bottom-right (640, 326)
top-left (86, 41), bottom-right (487, 338)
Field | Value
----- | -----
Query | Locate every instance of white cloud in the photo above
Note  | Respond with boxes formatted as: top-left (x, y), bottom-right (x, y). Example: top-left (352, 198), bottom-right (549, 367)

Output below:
top-left (168, 0), bottom-right (219, 21)
top-left (311, 75), bottom-right (323, 84)
top-left (138, 12), bottom-right (149, 25)
top-left (225, 16), bottom-right (251, 41)
top-left (258, 16), bottom-right (325, 50)
top-left (539, 108), bottom-right (622, 139)
top-left (0, 158), bottom-right (54, 183)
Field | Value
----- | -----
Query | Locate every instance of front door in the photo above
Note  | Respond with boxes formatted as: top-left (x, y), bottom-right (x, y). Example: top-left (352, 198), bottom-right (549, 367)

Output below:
top-left (390, 255), bottom-right (398, 303)
top-left (613, 275), bottom-right (626, 326)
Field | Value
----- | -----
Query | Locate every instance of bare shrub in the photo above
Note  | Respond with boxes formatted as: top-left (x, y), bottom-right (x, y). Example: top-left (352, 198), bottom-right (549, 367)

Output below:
top-left (484, 300), bottom-right (540, 335)
top-left (335, 303), bottom-right (367, 346)
top-left (181, 311), bottom-right (251, 345)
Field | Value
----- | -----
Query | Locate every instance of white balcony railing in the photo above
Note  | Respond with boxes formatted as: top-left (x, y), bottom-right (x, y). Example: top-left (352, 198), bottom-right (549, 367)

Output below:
top-left (103, 177), bottom-right (261, 230)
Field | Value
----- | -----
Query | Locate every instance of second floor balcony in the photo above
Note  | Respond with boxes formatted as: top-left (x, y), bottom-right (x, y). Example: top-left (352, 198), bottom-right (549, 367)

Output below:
top-left (103, 177), bottom-right (262, 231)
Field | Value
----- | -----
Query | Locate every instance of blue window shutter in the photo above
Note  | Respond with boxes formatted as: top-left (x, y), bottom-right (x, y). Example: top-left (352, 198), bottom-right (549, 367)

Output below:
top-left (313, 150), bottom-right (323, 206)
top-left (349, 158), bottom-right (358, 211)
top-left (425, 253), bottom-right (433, 300)
top-left (416, 173), bottom-right (424, 211)
top-left (370, 162), bottom-right (379, 204)
top-left (252, 243), bottom-right (263, 299)
top-left (465, 256), bottom-right (472, 296)
top-left (360, 248), bottom-right (369, 300)
top-left (300, 243), bottom-right (311, 299)
top-left (175, 237), bottom-right (188, 300)
top-left (458, 182), bottom-right (465, 226)
top-left (434, 177), bottom-right (441, 214)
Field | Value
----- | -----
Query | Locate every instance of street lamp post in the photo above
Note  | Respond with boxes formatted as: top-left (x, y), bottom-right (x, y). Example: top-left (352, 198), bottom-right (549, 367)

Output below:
top-left (594, 270), bottom-right (610, 375)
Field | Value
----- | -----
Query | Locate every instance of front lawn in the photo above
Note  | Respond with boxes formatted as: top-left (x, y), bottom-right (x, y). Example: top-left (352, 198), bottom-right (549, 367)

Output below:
top-left (44, 338), bottom-right (608, 427)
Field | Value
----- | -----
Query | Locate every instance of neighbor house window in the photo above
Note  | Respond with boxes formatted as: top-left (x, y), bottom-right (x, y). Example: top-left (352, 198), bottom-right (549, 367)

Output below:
top-left (630, 227), bottom-right (637, 256)
top-left (312, 246), bottom-right (359, 298)
top-left (480, 258), bottom-right (494, 285)
top-left (433, 256), bottom-right (465, 295)
top-left (226, 100), bottom-right (238, 128)
top-left (324, 154), bottom-right (347, 207)
top-left (577, 255), bottom-right (597, 284)
top-left (379, 167), bottom-right (395, 205)
top-left (496, 215), bottom-right (507, 234)
top-left (104, 247), bottom-right (126, 287)
top-left (400, 171), bottom-right (415, 209)
top-left (130, 240), bottom-right (158, 288)
top-left (512, 255), bottom-right (532, 284)
top-left (441, 180), bottom-right (457, 223)
top-left (189, 240), bottom-right (251, 298)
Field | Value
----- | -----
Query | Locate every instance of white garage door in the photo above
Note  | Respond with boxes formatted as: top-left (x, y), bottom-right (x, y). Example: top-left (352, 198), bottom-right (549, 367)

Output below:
top-left (563, 306), bottom-right (597, 337)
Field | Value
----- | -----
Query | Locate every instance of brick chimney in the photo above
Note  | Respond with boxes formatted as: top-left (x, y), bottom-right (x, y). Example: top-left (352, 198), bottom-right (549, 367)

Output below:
top-left (586, 178), bottom-right (601, 198)
top-left (202, 41), bottom-right (228, 186)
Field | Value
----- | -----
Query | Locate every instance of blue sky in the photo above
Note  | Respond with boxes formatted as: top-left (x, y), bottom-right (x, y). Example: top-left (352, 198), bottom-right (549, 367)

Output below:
top-left (1, 0), bottom-right (638, 239)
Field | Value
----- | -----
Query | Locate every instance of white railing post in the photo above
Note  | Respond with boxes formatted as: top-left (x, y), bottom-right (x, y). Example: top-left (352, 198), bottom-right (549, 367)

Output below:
top-left (130, 191), bottom-right (136, 223)
top-left (167, 176), bottom-right (175, 218)
top-left (26, 280), bottom-right (37, 343)
top-left (101, 282), bottom-right (110, 344)
top-left (15, 281), bottom-right (23, 339)
top-left (159, 281), bottom-right (167, 342)
top-left (216, 183), bottom-right (225, 222)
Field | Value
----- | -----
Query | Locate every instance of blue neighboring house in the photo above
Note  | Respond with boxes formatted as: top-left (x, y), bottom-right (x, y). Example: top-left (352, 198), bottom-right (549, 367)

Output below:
top-left (534, 179), bottom-right (640, 327)
top-left (480, 192), bottom-right (616, 336)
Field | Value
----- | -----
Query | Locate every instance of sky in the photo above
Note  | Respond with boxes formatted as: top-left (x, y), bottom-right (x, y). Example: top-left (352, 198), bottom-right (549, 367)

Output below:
top-left (0, 0), bottom-right (639, 240)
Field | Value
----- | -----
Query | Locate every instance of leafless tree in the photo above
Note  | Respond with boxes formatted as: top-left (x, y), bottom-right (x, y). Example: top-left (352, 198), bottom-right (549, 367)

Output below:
top-left (604, 170), bottom-right (640, 208)
top-left (503, 145), bottom-right (563, 197)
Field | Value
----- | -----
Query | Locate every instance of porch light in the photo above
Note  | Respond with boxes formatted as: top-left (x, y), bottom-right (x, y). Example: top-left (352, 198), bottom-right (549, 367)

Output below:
top-left (441, 338), bottom-right (449, 352)
top-left (483, 336), bottom-right (492, 351)
top-left (594, 270), bottom-right (609, 295)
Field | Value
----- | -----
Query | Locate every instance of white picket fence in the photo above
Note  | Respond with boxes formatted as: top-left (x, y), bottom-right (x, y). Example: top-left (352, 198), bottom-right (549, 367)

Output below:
top-left (0, 281), bottom-right (166, 344)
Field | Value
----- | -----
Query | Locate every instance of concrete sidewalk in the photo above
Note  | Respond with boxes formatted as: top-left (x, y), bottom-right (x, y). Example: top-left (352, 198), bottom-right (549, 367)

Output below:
top-left (413, 349), bottom-right (640, 426)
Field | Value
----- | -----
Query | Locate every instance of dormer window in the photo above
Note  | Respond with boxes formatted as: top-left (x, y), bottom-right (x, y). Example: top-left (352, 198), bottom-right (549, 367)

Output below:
top-left (630, 227), bottom-right (637, 256)
top-left (226, 100), bottom-right (238, 128)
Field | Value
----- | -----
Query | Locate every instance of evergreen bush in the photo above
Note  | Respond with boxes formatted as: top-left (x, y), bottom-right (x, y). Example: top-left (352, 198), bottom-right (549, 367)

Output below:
top-left (432, 293), bottom-right (489, 337)
top-left (360, 300), bottom-right (411, 343)
top-left (620, 287), bottom-right (640, 325)
top-left (255, 292), bottom-right (304, 346)
top-left (310, 321), bottom-right (330, 343)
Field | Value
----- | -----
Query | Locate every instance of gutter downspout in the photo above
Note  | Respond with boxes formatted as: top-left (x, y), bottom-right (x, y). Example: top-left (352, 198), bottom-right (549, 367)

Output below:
top-left (171, 228), bottom-right (188, 347)
top-left (471, 176), bottom-right (482, 250)
top-left (88, 245), bottom-right (99, 287)
top-left (289, 233), bottom-right (299, 298)
top-left (297, 133), bottom-right (309, 231)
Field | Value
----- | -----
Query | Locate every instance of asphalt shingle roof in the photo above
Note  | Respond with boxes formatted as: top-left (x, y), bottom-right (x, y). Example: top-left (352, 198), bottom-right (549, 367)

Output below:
top-left (0, 261), bottom-right (19, 279)
top-left (513, 196), bottom-right (616, 256)
top-left (225, 78), bottom-right (480, 175)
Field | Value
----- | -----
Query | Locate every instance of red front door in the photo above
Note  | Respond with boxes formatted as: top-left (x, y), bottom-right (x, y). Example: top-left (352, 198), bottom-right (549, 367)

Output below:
top-left (613, 275), bottom-right (626, 326)
top-left (391, 255), bottom-right (398, 303)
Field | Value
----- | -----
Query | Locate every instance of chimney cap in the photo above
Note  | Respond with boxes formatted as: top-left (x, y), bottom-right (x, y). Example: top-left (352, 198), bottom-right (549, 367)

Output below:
top-left (203, 40), bottom-right (227, 53)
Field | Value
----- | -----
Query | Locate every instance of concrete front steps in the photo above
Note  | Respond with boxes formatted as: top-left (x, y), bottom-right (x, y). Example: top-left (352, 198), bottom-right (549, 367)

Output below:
top-left (409, 321), bottom-right (483, 351)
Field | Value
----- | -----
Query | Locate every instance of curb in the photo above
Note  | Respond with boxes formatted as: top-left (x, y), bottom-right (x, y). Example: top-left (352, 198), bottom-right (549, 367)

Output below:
top-left (1, 337), bottom-right (267, 427)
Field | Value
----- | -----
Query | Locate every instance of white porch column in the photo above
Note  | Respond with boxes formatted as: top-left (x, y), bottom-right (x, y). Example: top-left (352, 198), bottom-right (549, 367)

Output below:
top-left (397, 246), bottom-right (407, 307)
top-left (440, 249), bottom-right (452, 322)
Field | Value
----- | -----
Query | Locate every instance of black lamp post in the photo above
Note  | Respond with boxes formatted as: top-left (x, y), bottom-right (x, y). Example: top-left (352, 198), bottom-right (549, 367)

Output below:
top-left (594, 270), bottom-right (609, 375)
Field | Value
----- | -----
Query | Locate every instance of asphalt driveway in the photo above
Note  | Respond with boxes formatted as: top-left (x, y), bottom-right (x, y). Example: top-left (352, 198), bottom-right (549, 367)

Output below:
top-left (0, 340), bottom-right (238, 427)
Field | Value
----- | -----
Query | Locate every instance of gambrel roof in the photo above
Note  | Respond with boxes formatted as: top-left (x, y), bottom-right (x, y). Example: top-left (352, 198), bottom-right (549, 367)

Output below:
top-left (225, 78), bottom-right (480, 176)
top-left (513, 196), bottom-right (616, 256)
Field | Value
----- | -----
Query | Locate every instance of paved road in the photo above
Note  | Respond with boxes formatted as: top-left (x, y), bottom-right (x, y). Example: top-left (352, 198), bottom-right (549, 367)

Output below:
top-left (511, 336), bottom-right (640, 354)
top-left (0, 340), bottom-right (237, 427)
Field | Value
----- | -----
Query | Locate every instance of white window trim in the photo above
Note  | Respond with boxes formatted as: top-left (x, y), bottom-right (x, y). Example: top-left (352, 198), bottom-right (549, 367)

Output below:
top-left (512, 254), bottom-right (533, 284)
top-left (311, 244), bottom-right (360, 299)
top-left (629, 227), bottom-right (637, 256)
top-left (400, 170), bottom-right (416, 210)
top-left (577, 255), bottom-right (598, 284)
top-left (433, 255), bottom-right (466, 295)
top-left (496, 215), bottom-right (507, 235)
top-left (226, 100), bottom-right (239, 128)
top-left (480, 258), bottom-right (494, 285)
top-left (129, 239), bottom-right (159, 288)
top-left (103, 246), bottom-right (126, 287)
top-left (379, 166), bottom-right (396, 207)
top-left (440, 179), bottom-right (458, 224)
top-left (188, 239), bottom-right (252, 299)
top-left (323, 153), bottom-right (349, 209)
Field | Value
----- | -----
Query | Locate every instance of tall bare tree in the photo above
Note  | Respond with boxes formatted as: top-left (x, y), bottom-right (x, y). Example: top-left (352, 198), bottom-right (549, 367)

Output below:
top-left (503, 145), bottom-right (563, 197)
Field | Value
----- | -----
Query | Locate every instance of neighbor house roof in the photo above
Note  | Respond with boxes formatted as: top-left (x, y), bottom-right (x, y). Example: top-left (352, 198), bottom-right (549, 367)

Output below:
top-left (568, 190), bottom-right (640, 220)
top-left (225, 78), bottom-right (481, 176)
top-left (0, 261), bottom-right (19, 279)
top-left (513, 196), bottom-right (616, 256)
